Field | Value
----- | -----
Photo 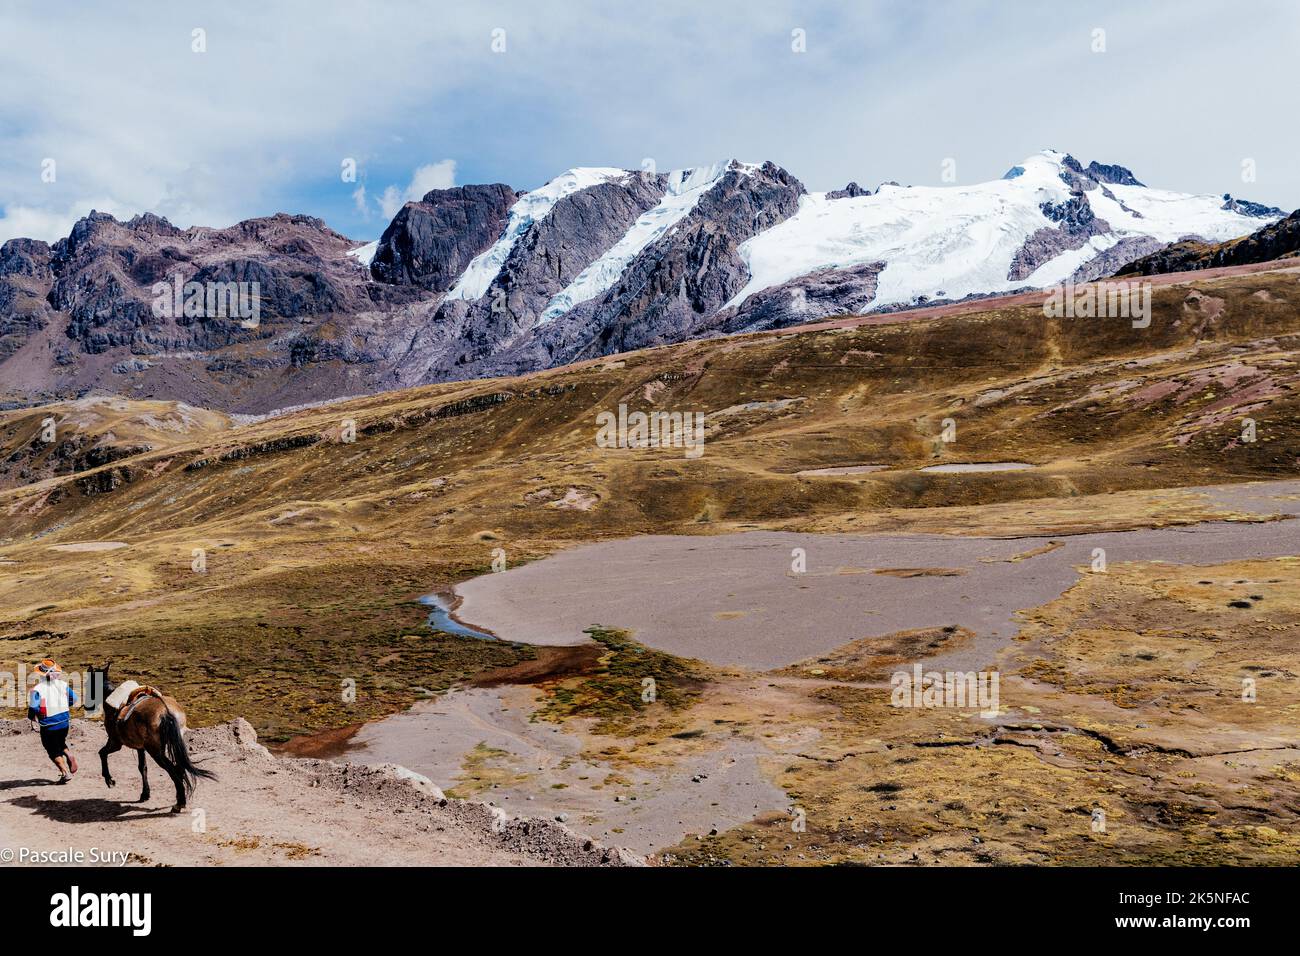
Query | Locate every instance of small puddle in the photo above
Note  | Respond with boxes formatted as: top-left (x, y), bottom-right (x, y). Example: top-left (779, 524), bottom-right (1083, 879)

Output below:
top-left (48, 541), bottom-right (129, 552)
top-left (420, 593), bottom-right (497, 640)
top-left (920, 462), bottom-right (1036, 473)
top-left (797, 464), bottom-right (889, 476)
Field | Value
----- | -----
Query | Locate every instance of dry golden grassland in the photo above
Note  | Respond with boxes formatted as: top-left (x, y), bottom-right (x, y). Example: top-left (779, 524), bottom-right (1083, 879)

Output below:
top-left (2, 259), bottom-right (1297, 867)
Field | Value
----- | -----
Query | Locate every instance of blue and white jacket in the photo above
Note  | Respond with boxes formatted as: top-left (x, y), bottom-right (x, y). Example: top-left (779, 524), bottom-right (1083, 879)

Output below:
top-left (28, 678), bottom-right (77, 730)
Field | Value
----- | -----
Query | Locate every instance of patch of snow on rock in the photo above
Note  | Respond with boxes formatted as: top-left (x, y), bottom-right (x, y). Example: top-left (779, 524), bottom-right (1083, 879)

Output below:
top-left (448, 167), bottom-right (630, 301)
top-left (538, 161), bottom-right (740, 322)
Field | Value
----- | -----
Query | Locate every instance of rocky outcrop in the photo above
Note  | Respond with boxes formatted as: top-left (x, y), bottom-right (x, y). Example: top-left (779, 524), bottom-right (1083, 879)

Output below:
top-left (41, 211), bottom-right (397, 355)
top-left (369, 184), bottom-right (518, 290)
top-left (1220, 194), bottom-right (1286, 219)
top-left (720, 262), bottom-right (885, 332)
top-left (1007, 191), bottom-right (1110, 281)
top-left (1070, 236), bottom-right (1167, 281)
top-left (827, 182), bottom-right (870, 200)
top-left (0, 237), bottom-right (52, 278)
top-left (1057, 155), bottom-right (1143, 190)
top-left (1041, 193), bottom-right (1100, 231)
top-left (0, 238), bottom-right (54, 357)
top-left (1085, 161), bottom-right (1144, 187)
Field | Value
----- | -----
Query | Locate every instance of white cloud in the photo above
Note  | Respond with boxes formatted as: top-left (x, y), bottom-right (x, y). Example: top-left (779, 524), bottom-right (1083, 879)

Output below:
top-left (0, 197), bottom-right (134, 245)
top-left (377, 160), bottom-right (457, 219)
top-left (0, 2), bottom-right (484, 241)
top-left (408, 160), bottom-right (457, 199)
top-left (0, 0), bottom-right (1294, 248)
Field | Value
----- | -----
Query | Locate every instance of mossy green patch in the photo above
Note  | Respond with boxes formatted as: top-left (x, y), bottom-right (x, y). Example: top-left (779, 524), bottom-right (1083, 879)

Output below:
top-left (533, 627), bottom-right (709, 734)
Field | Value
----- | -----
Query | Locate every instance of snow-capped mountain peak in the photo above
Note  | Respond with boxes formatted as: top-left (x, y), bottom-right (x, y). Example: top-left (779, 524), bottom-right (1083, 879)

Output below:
top-left (725, 150), bottom-right (1278, 317)
top-left (380, 149), bottom-right (1279, 381)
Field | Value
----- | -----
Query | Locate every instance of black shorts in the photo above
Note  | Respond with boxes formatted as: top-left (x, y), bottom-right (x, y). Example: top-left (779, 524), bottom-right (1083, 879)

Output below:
top-left (39, 725), bottom-right (69, 760)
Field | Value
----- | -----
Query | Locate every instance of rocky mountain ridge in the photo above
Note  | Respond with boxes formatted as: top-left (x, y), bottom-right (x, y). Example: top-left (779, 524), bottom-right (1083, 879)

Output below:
top-left (0, 151), bottom-right (1285, 412)
top-left (1116, 208), bottom-right (1300, 276)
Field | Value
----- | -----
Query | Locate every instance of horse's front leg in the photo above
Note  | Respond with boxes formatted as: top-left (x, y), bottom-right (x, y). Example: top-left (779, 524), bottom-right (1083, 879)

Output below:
top-left (137, 748), bottom-right (150, 802)
top-left (99, 737), bottom-right (122, 788)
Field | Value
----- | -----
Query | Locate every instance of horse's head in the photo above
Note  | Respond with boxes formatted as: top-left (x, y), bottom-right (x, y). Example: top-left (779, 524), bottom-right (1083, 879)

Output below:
top-left (87, 662), bottom-right (115, 709)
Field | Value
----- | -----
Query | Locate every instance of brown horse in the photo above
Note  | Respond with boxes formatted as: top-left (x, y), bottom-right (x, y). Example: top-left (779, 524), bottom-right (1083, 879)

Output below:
top-left (88, 663), bottom-right (214, 812)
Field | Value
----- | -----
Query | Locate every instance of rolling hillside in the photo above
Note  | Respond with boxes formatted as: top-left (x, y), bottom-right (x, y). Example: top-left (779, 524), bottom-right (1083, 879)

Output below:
top-left (3, 263), bottom-right (1298, 734)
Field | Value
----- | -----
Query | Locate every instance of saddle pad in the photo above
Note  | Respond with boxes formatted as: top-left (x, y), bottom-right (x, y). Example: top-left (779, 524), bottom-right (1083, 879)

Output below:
top-left (105, 679), bottom-right (140, 709)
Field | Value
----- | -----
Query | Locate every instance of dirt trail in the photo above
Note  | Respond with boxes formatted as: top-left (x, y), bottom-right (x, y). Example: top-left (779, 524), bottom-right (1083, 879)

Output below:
top-left (0, 718), bottom-right (640, 867)
top-left (341, 682), bottom-right (793, 855)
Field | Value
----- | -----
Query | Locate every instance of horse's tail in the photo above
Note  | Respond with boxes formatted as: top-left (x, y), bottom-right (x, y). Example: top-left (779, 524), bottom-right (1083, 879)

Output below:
top-left (158, 705), bottom-right (216, 797)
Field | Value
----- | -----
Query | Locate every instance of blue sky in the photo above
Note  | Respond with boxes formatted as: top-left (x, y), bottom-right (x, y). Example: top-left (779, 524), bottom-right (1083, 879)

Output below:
top-left (2, 0), bottom-right (1297, 245)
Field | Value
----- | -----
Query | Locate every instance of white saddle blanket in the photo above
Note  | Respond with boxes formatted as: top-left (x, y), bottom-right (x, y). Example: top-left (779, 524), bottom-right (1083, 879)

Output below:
top-left (105, 680), bottom-right (140, 710)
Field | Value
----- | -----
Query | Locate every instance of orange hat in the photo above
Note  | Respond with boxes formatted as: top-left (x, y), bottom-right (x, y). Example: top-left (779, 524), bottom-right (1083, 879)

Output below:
top-left (35, 659), bottom-right (60, 675)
